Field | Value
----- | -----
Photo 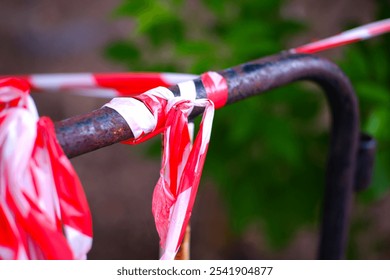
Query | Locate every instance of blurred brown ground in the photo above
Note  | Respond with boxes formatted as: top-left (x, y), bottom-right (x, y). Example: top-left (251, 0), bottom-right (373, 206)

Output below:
top-left (1, 0), bottom-right (390, 259)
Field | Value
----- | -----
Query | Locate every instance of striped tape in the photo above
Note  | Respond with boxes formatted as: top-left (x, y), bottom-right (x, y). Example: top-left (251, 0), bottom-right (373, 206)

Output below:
top-left (103, 85), bottom-right (214, 260)
top-left (292, 18), bottom-right (390, 54)
top-left (0, 78), bottom-right (92, 260)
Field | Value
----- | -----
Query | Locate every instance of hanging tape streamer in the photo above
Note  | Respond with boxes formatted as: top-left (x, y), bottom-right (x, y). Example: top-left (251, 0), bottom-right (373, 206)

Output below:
top-left (0, 78), bottom-right (92, 260)
top-left (103, 72), bottom-right (227, 258)
top-left (104, 85), bottom-right (214, 260)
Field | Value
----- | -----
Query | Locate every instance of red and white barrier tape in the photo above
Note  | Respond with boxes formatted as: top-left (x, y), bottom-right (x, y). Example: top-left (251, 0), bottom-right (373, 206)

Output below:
top-left (292, 18), bottom-right (390, 54)
top-left (0, 78), bottom-right (92, 259)
top-left (0, 18), bottom-right (389, 260)
top-left (104, 72), bottom-right (227, 259)
top-left (0, 19), bottom-right (388, 99)
top-left (1, 73), bottom-right (198, 97)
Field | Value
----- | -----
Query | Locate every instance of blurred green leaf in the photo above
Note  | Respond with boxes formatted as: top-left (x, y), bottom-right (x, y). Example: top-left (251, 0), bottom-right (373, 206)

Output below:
top-left (113, 0), bottom-right (153, 17)
top-left (355, 81), bottom-right (390, 105)
top-left (176, 41), bottom-right (214, 56)
top-left (105, 41), bottom-right (140, 62)
top-left (365, 109), bottom-right (390, 140)
top-left (147, 17), bottom-right (184, 46)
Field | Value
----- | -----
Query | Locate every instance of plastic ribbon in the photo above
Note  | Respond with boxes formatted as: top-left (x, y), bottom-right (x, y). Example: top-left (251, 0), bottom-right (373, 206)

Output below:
top-left (292, 18), bottom-right (390, 54)
top-left (0, 78), bottom-right (92, 260)
top-left (104, 86), bottom-right (215, 260)
top-left (1, 73), bottom-right (198, 98)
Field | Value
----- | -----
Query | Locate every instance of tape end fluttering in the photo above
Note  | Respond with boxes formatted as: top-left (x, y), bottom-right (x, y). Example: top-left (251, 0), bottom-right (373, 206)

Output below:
top-left (105, 83), bottom-right (216, 259)
top-left (104, 71), bottom-right (228, 259)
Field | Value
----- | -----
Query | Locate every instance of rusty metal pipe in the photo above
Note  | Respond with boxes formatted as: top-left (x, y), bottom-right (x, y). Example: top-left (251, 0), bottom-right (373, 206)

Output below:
top-left (55, 53), bottom-right (360, 259)
top-left (55, 107), bottom-right (134, 158)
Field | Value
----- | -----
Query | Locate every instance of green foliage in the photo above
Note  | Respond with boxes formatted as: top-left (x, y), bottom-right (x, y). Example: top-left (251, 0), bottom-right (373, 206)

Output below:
top-left (106, 0), bottom-right (390, 250)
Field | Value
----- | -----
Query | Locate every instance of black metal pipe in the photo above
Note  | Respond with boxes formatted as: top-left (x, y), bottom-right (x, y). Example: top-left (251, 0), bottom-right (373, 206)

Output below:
top-left (218, 53), bottom-right (360, 259)
top-left (55, 53), bottom-right (360, 259)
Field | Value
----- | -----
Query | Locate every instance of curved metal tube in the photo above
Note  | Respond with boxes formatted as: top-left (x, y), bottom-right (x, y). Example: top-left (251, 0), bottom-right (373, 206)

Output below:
top-left (55, 53), bottom-right (360, 259)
